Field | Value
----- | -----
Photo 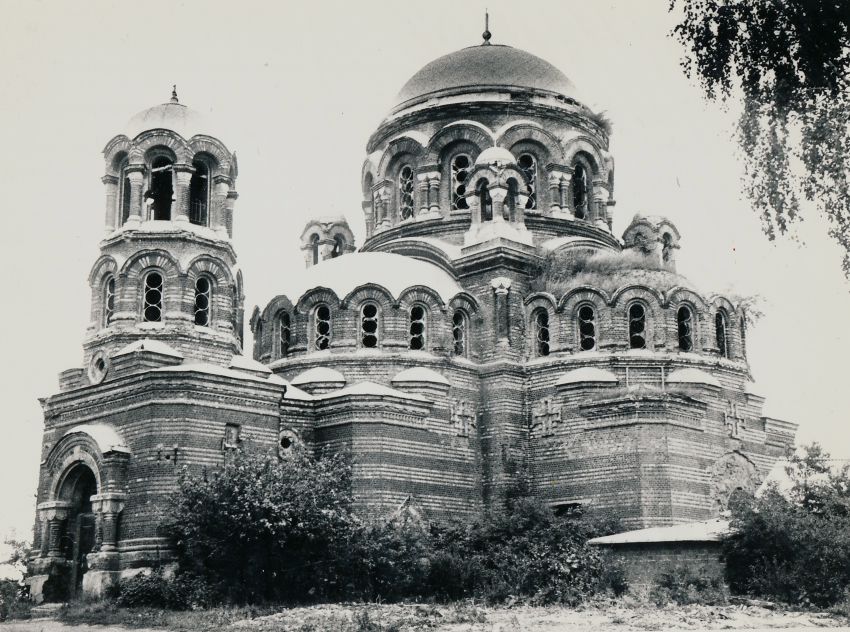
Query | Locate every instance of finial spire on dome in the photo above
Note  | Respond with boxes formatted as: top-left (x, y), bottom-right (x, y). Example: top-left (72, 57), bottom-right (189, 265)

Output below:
top-left (170, 85), bottom-right (179, 104)
top-left (482, 10), bottom-right (491, 45)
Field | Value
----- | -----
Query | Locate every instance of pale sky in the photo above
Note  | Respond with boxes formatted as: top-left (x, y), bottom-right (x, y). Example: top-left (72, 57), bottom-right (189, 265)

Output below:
top-left (1, 0), bottom-right (848, 541)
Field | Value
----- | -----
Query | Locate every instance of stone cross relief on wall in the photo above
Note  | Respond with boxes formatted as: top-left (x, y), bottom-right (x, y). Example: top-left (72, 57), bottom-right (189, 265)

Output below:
top-left (532, 398), bottom-right (562, 437)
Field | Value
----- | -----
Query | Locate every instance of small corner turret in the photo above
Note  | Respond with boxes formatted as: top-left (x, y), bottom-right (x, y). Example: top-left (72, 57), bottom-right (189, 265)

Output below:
top-left (300, 217), bottom-right (356, 268)
top-left (622, 214), bottom-right (680, 271)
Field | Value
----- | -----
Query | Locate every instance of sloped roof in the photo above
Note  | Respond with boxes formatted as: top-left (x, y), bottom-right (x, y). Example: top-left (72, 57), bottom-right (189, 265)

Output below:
top-left (589, 519), bottom-right (730, 545)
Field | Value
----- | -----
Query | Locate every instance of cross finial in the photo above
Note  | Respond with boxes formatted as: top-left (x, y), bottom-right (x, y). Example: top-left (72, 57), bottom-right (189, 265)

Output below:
top-left (170, 85), bottom-right (179, 103)
top-left (482, 10), bottom-right (491, 45)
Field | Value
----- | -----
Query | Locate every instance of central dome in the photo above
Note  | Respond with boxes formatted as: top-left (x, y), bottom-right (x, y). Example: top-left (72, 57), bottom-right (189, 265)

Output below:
top-left (393, 44), bottom-right (580, 112)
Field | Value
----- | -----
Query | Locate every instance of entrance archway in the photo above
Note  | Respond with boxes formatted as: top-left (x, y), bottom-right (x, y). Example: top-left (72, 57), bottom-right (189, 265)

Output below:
top-left (58, 464), bottom-right (98, 598)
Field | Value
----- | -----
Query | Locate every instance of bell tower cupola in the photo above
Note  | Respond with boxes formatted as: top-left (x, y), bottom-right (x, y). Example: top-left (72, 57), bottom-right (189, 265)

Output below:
top-left (83, 88), bottom-right (244, 379)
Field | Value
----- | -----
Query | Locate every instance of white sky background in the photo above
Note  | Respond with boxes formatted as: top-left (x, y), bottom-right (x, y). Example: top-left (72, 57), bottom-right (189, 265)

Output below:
top-left (1, 0), bottom-right (848, 541)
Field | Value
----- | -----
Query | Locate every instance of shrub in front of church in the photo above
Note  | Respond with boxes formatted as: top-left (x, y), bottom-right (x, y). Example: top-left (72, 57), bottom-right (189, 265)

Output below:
top-left (164, 447), bottom-right (356, 604)
top-left (163, 449), bottom-right (621, 606)
top-left (723, 444), bottom-right (850, 607)
top-left (423, 497), bottom-right (622, 605)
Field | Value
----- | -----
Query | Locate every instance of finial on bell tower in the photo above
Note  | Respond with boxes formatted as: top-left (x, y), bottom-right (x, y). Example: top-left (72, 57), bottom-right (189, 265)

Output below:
top-left (482, 10), bottom-right (491, 45)
top-left (170, 85), bottom-right (179, 104)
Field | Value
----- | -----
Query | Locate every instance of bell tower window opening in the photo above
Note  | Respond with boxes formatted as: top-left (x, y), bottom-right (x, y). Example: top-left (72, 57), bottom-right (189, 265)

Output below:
top-left (194, 277), bottom-right (211, 326)
top-left (716, 310), bottom-right (729, 358)
top-left (310, 234), bottom-right (320, 265)
top-left (398, 165), bottom-right (415, 220)
top-left (409, 305), bottom-right (426, 350)
top-left (578, 305), bottom-right (596, 351)
top-left (451, 154), bottom-right (471, 210)
top-left (452, 310), bottom-right (467, 357)
top-left (314, 304), bottom-right (331, 350)
top-left (360, 303), bottom-right (379, 348)
top-left (518, 153), bottom-right (537, 209)
top-left (119, 162), bottom-right (132, 224)
top-left (149, 157), bottom-right (174, 220)
top-left (677, 305), bottom-right (693, 351)
top-left (662, 232), bottom-right (674, 263)
top-left (189, 160), bottom-right (209, 226)
top-left (534, 309), bottom-right (550, 356)
top-left (142, 271), bottom-right (164, 322)
top-left (331, 235), bottom-right (345, 258)
top-left (279, 312), bottom-right (291, 357)
top-left (572, 163), bottom-right (589, 219)
top-left (103, 277), bottom-right (116, 326)
top-left (628, 303), bottom-right (646, 349)
top-left (477, 178), bottom-right (492, 221)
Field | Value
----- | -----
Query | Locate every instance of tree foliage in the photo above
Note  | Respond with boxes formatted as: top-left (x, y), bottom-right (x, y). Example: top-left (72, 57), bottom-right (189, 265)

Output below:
top-left (671, 1), bottom-right (850, 275)
top-left (163, 447), bottom-right (622, 606)
top-left (723, 443), bottom-right (850, 606)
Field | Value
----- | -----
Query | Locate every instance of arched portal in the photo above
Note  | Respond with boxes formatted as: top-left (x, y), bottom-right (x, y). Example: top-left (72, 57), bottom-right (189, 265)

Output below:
top-left (57, 464), bottom-right (98, 598)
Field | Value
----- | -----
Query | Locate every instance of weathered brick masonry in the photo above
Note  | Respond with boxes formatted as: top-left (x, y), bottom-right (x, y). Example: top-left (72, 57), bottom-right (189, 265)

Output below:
top-left (27, 40), bottom-right (795, 602)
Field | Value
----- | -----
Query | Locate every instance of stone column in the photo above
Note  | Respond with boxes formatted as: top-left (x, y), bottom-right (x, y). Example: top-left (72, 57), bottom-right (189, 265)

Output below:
top-left (225, 190), bottom-right (238, 236)
top-left (125, 166), bottom-right (145, 224)
top-left (490, 187), bottom-right (507, 222)
top-left (211, 179), bottom-right (229, 233)
top-left (491, 277), bottom-right (512, 349)
top-left (38, 501), bottom-right (71, 558)
top-left (173, 165), bottom-right (193, 222)
top-left (548, 173), bottom-right (562, 213)
top-left (428, 172), bottom-right (441, 215)
top-left (91, 493), bottom-right (126, 552)
top-left (102, 175), bottom-right (118, 233)
top-left (417, 174), bottom-right (429, 216)
top-left (592, 177), bottom-right (608, 223)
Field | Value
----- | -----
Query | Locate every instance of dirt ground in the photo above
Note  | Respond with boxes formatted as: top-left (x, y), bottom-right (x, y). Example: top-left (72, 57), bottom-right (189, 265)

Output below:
top-left (2, 602), bottom-right (849, 632)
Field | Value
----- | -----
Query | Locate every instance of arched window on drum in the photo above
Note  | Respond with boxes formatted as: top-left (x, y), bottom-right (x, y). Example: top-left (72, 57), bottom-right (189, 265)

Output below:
top-left (628, 303), bottom-right (646, 349)
top-left (677, 305), bottom-right (694, 352)
top-left (577, 304), bottom-right (596, 351)
top-left (533, 308), bottom-right (550, 357)
top-left (451, 154), bottom-right (471, 210)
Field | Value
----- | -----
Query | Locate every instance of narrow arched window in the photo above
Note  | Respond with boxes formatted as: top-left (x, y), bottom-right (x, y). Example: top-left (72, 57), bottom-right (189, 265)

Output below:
top-left (628, 303), bottom-right (646, 349)
top-left (143, 272), bottom-right (164, 322)
top-left (279, 312), bottom-right (291, 357)
top-left (361, 303), bottom-right (379, 348)
top-left (578, 304), bottom-right (596, 351)
top-left (451, 154), bottom-right (471, 210)
top-left (310, 234), bottom-right (320, 265)
top-left (662, 232), bottom-right (674, 263)
top-left (534, 309), bottom-right (550, 356)
top-left (571, 163), bottom-right (589, 219)
top-left (189, 160), bottom-right (209, 226)
top-left (398, 165), bottom-right (415, 219)
top-left (677, 305), bottom-right (693, 351)
top-left (716, 310), bottom-right (729, 358)
top-left (149, 157), bottom-right (173, 220)
top-left (452, 310), bottom-right (467, 357)
top-left (477, 178), bottom-right (492, 221)
top-left (315, 304), bottom-right (331, 350)
top-left (119, 161), bottom-right (132, 224)
top-left (409, 305), bottom-right (426, 350)
top-left (518, 153), bottom-right (537, 209)
top-left (331, 235), bottom-right (345, 258)
top-left (194, 277), bottom-right (211, 326)
top-left (103, 277), bottom-right (116, 326)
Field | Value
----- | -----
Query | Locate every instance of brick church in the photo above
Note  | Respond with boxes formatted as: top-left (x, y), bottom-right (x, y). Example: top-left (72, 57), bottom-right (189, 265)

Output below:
top-left (27, 28), bottom-right (796, 602)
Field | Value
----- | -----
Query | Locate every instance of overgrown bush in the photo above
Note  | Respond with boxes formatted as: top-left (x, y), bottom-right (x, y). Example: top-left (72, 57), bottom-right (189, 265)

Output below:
top-left (164, 447), bottom-right (623, 606)
top-left (0, 537), bottom-right (31, 621)
top-left (724, 444), bottom-right (850, 607)
top-left (115, 570), bottom-right (212, 610)
top-left (164, 446), bottom-right (355, 604)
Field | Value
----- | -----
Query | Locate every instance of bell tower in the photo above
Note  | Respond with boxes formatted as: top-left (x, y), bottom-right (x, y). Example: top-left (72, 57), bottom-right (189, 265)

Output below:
top-left (82, 89), bottom-right (243, 384)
